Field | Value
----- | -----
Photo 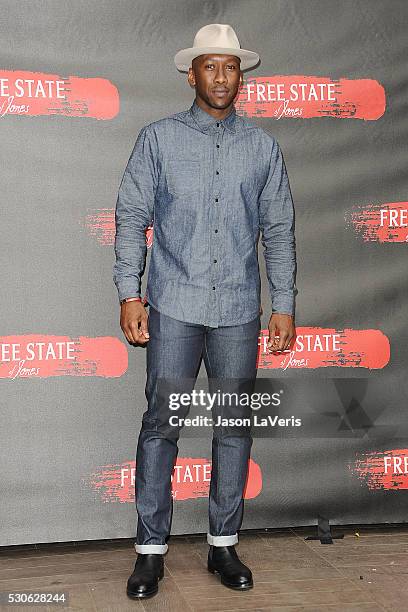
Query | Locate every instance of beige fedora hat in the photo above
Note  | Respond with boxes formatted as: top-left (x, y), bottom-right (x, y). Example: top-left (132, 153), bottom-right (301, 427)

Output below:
top-left (174, 23), bottom-right (260, 72)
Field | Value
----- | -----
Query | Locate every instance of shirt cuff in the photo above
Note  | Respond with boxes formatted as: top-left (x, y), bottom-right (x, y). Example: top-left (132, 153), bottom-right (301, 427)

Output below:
top-left (271, 292), bottom-right (296, 316)
top-left (115, 281), bottom-right (141, 303)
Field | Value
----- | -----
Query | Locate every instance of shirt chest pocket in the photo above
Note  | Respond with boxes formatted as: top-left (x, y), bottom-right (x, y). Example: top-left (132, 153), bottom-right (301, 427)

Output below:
top-left (165, 160), bottom-right (201, 198)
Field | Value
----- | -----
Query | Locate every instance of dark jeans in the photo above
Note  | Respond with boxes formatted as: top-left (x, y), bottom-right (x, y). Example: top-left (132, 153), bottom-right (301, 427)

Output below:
top-left (134, 305), bottom-right (261, 554)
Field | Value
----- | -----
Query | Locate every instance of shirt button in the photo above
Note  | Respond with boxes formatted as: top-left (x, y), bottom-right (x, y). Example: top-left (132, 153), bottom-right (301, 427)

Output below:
top-left (212, 286), bottom-right (216, 290)
top-left (216, 122), bottom-right (220, 127)
top-left (216, 144), bottom-right (220, 148)
top-left (213, 259), bottom-right (217, 263)
top-left (216, 170), bottom-right (219, 175)
top-left (214, 229), bottom-right (218, 233)
top-left (215, 198), bottom-right (218, 202)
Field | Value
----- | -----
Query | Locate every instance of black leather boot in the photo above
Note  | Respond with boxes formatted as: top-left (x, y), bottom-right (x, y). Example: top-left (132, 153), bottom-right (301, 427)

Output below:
top-left (207, 545), bottom-right (253, 590)
top-left (126, 553), bottom-right (164, 599)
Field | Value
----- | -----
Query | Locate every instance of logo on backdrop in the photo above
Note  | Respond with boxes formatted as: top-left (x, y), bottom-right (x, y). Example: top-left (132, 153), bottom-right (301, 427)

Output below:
top-left (0, 70), bottom-right (119, 119)
top-left (350, 448), bottom-right (408, 490)
top-left (258, 327), bottom-right (390, 370)
top-left (0, 335), bottom-right (127, 378)
top-left (345, 201), bottom-right (408, 242)
top-left (0, 327), bottom-right (390, 378)
top-left (236, 75), bottom-right (385, 120)
top-left (86, 457), bottom-right (262, 502)
top-left (1, 71), bottom-right (384, 120)
top-left (83, 209), bottom-right (394, 373)
top-left (84, 203), bottom-right (408, 248)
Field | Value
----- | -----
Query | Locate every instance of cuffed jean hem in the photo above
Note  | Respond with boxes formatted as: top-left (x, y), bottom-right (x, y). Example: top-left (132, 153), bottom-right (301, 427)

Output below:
top-left (207, 533), bottom-right (238, 546)
top-left (135, 543), bottom-right (168, 554)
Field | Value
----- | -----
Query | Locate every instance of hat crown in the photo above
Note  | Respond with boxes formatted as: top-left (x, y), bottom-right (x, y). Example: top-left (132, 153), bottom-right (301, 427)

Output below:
top-left (193, 24), bottom-right (241, 50)
top-left (174, 23), bottom-right (259, 73)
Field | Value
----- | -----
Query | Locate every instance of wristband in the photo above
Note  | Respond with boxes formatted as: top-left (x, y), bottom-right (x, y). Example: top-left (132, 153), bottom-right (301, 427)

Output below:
top-left (121, 297), bottom-right (142, 304)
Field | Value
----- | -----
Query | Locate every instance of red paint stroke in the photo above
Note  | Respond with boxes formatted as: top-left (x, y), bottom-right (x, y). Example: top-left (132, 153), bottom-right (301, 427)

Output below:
top-left (0, 70), bottom-right (119, 119)
top-left (87, 457), bottom-right (262, 503)
top-left (244, 458), bottom-right (263, 499)
top-left (236, 75), bottom-right (385, 120)
top-left (257, 327), bottom-right (390, 370)
top-left (345, 201), bottom-right (408, 242)
top-left (0, 335), bottom-right (127, 378)
top-left (84, 208), bottom-right (116, 245)
top-left (350, 448), bottom-right (408, 490)
top-left (146, 225), bottom-right (154, 248)
top-left (84, 208), bottom-right (153, 248)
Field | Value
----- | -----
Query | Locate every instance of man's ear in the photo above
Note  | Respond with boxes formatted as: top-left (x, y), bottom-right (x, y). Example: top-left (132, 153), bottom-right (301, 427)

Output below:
top-left (187, 67), bottom-right (196, 89)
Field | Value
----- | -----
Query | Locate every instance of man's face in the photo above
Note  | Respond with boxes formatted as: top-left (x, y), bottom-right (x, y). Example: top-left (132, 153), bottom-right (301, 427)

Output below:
top-left (188, 54), bottom-right (242, 109)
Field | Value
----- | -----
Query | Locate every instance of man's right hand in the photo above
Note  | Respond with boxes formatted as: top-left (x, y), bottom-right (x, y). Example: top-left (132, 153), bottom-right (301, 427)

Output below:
top-left (120, 301), bottom-right (150, 345)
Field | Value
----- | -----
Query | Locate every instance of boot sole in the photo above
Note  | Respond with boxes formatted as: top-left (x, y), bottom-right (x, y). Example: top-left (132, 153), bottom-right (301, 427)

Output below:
top-left (126, 572), bottom-right (164, 599)
top-left (208, 564), bottom-right (254, 590)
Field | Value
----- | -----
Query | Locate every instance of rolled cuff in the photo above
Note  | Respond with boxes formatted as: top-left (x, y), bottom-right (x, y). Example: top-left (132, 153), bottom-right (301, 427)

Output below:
top-left (207, 533), bottom-right (238, 546)
top-left (135, 543), bottom-right (168, 554)
top-left (114, 280), bottom-right (141, 303)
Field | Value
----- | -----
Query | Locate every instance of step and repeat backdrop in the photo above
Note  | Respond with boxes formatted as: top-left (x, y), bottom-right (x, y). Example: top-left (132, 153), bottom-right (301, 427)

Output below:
top-left (1, 1), bottom-right (407, 546)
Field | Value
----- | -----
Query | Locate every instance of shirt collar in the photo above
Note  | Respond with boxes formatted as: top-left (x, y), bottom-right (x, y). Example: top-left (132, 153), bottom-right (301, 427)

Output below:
top-left (189, 98), bottom-right (237, 133)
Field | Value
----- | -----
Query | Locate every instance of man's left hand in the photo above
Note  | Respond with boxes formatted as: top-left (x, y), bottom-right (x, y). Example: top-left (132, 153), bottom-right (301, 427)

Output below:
top-left (267, 313), bottom-right (296, 353)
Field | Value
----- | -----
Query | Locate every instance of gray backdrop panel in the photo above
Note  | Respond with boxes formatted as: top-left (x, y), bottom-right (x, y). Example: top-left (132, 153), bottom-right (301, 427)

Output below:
top-left (1, 0), bottom-right (407, 545)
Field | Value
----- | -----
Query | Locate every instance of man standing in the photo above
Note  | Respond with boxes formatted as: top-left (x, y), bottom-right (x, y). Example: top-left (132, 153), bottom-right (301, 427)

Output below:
top-left (113, 23), bottom-right (297, 599)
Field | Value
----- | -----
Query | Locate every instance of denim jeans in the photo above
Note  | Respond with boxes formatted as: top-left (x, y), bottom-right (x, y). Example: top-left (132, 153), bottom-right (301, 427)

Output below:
top-left (134, 305), bottom-right (261, 554)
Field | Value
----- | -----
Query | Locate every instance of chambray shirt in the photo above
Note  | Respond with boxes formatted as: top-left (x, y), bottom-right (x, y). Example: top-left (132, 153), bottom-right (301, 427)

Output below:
top-left (113, 99), bottom-right (297, 327)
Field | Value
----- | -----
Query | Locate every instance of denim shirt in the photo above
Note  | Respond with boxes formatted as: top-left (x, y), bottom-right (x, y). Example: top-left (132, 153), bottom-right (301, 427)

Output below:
top-left (113, 99), bottom-right (297, 327)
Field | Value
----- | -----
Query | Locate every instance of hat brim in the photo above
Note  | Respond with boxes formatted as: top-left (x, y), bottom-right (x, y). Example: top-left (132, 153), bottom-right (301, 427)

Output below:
top-left (174, 47), bottom-right (260, 72)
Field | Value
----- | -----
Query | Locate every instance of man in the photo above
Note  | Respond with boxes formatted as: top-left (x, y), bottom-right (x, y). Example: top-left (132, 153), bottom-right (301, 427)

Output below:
top-left (113, 23), bottom-right (297, 599)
